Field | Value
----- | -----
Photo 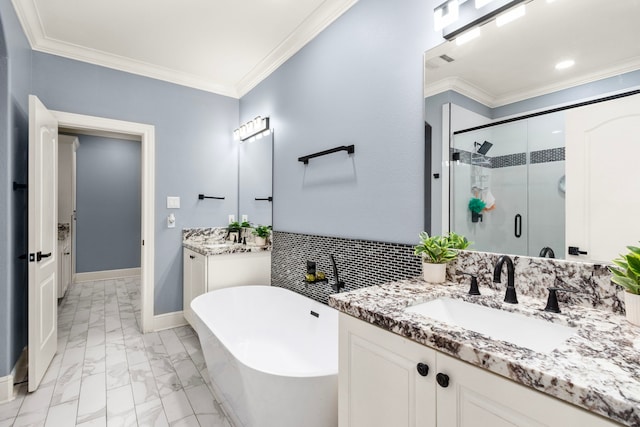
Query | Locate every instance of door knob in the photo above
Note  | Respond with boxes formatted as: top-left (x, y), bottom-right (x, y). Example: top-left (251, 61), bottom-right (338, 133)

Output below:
top-left (37, 251), bottom-right (52, 262)
top-left (436, 373), bottom-right (450, 388)
top-left (416, 363), bottom-right (429, 377)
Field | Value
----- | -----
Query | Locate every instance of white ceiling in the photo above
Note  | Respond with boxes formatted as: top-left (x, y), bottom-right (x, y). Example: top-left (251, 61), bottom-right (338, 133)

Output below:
top-left (424, 0), bottom-right (640, 107)
top-left (12, 0), bottom-right (358, 98)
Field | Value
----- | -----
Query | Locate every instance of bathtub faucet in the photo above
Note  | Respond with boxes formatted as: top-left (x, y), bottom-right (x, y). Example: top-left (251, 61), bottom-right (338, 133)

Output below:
top-left (329, 255), bottom-right (345, 292)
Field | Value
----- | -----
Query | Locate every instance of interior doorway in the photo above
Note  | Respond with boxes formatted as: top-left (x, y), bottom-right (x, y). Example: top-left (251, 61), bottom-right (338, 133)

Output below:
top-left (52, 110), bottom-right (156, 333)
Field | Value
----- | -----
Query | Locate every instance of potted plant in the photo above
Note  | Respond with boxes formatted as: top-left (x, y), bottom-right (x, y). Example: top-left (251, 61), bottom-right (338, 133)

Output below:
top-left (227, 221), bottom-right (249, 242)
top-left (252, 225), bottom-right (272, 246)
top-left (414, 231), bottom-right (470, 283)
top-left (609, 243), bottom-right (640, 326)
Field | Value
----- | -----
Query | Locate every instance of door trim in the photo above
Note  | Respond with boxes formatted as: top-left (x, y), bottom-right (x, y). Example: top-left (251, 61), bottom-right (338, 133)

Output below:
top-left (52, 110), bottom-right (155, 333)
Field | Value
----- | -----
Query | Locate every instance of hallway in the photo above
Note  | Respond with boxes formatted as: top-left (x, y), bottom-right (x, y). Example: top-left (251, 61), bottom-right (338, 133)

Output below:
top-left (0, 278), bottom-right (231, 426)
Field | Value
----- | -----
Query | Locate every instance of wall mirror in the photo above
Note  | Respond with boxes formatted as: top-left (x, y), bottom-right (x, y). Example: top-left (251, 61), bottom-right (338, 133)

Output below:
top-left (238, 132), bottom-right (274, 228)
top-left (424, 0), bottom-right (640, 262)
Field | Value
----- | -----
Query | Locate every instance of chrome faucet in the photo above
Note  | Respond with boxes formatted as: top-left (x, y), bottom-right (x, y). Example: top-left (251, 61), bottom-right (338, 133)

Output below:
top-left (329, 255), bottom-right (345, 292)
top-left (493, 255), bottom-right (518, 304)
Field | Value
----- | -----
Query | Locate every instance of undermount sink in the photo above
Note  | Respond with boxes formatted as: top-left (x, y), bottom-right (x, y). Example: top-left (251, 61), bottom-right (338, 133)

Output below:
top-left (405, 297), bottom-right (576, 354)
top-left (202, 243), bottom-right (230, 249)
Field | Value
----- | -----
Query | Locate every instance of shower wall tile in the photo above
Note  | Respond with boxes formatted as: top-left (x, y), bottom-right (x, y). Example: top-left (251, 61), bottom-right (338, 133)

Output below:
top-left (450, 147), bottom-right (565, 168)
top-left (530, 147), bottom-right (565, 164)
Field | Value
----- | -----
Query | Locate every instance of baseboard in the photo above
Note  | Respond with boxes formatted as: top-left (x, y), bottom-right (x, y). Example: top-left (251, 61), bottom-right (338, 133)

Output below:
top-left (154, 311), bottom-right (187, 331)
top-left (0, 348), bottom-right (27, 404)
top-left (75, 267), bottom-right (141, 282)
top-left (0, 374), bottom-right (12, 404)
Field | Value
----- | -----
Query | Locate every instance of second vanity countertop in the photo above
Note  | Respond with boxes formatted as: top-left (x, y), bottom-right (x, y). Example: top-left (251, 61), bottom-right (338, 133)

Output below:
top-left (328, 278), bottom-right (640, 426)
top-left (183, 240), bottom-right (271, 256)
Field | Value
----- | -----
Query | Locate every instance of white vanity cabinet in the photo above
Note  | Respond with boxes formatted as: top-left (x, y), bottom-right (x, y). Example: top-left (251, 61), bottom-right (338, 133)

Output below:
top-left (183, 247), bottom-right (271, 327)
top-left (339, 312), bottom-right (437, 427)
top-left (339, 313), bottom-right (619, 427)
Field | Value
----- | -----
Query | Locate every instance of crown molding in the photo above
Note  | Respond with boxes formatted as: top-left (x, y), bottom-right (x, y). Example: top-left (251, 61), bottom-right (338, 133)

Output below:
top-left (425, 58), bottom-right (640, 109)
top-left (494, 58), bottom-right (640, 107)
top-left (12, 0), bottom-right (359, 99)
top-left (235, 0), bottom-right (359, 97)
top-left (425, 77), bottom-right (496, 107)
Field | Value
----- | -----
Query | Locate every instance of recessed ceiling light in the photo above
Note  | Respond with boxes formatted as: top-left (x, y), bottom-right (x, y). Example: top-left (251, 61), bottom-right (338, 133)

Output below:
top-left (456, 27), bottom-right (481, 45)
top-left (496, 5), bottom-right (526, 27)
top-left (555, 59), bottom-right (575, 70)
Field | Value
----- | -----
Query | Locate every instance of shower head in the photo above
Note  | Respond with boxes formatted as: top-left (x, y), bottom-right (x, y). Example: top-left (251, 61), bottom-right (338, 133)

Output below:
top-left (476, 141), bottom-right (493, 155)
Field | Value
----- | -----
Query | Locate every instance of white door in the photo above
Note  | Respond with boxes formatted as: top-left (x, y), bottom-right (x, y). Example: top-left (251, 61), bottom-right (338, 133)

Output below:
top-left (566, 93), bottom-right (640, 263)
top-left (28, 95), bottom-right (59, 392)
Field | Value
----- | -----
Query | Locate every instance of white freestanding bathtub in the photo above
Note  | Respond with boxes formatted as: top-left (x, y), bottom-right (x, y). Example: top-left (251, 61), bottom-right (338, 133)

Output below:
top-left (191, 285), bottom-right (338, 427)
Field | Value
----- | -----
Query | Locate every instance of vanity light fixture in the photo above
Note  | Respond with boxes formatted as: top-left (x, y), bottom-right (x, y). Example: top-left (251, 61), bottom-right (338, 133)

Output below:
top-left (555, 59), bottom-right (575, 70)
top-left (475, 0), bottom-right (495, 8)
top-left (434, 0), bottom-right (459, 31)
top-left (495, 4), bottom-right (526, 27)
top-left (439, 0), bottom-right (528, 41)
top-left (456, 27), bottom-right (481, 45)
top-left (233, 116), bottom-right (270, 142)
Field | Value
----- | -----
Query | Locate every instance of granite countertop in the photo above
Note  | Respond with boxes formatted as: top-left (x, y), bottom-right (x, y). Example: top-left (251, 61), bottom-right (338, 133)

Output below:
top-left (183, 240), bottom-right (271, 256)
top-left (329, 278), bottom-right (640, 426)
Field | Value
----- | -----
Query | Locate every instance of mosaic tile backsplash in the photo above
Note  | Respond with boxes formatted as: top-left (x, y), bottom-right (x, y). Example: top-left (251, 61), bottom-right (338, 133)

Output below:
top-left (271, 232), bottom-right (622, 314)
top-left (271, 231), bottom-right (421, 304)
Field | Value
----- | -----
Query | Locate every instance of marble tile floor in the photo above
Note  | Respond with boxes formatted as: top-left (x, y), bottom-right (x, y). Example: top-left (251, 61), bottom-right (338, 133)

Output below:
top-left (0, 277), bottom-right (232, 427)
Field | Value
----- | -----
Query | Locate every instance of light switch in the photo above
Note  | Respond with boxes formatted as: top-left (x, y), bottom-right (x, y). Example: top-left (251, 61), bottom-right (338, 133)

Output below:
top-left (228, 215), bottom-right (235, 224)
top-left (167, 196), bottom-right (180, 209)
top-left (241, 214), bottom-right (248, 223)
top-left (167, 213), bottom-right (176, 228)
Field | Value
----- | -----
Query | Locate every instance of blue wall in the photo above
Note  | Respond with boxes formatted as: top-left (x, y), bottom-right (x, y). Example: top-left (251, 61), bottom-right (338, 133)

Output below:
top-left (0, 3), bottom-right (240, 375)
top-left (30, 52), bottom-right (239, 315)
top-left (0, 0), bottom-right (31, 379)
top-left (240, 0), bottom-right (440, 244)
top-left (74, 134), bottom-right (142, 273)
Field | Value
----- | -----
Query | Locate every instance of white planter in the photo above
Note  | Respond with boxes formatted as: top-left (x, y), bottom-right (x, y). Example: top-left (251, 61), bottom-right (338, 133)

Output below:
top-left (254, 236), bottom-right (267, 246)
top-left (422, 262), bottom-right (447, 283)
top-left (625, 291), bottom-right (640, 326)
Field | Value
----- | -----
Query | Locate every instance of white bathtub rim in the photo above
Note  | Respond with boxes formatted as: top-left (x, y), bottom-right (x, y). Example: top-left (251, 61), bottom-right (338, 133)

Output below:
top-left (192, 286), bottom-right (338, 378)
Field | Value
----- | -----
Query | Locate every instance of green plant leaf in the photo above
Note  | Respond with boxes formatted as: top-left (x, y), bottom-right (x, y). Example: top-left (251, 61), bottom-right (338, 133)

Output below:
top-left (626, 245), bottom-right (640, 255)
top-left (611, 275), bottom-right (637, 290)
top-left (626, 253), bottom-right (640, 277)
top-left (608, 266), bottom-right (626, 277)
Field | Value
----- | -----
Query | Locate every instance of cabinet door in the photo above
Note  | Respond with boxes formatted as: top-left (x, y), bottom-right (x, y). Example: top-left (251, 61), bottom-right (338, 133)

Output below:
top-left (436, 352), bottom-right (618, 427)
top-left (183, 248), bottom-right (207, 327)
top-left (339, 313), bottom-right (436, 427)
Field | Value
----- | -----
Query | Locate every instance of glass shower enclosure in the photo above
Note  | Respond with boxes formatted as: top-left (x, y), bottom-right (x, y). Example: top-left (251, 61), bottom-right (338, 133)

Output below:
top-left (450, 112), bottom-right (566, 258)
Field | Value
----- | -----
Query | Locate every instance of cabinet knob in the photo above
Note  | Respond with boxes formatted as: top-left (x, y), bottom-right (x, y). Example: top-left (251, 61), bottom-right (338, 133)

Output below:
top-left (436, 373), bottom-right (450, 388)
top-left (189, 255), bottom-right (195, 259)
top-left (416, 363), bottom-right (429, 377)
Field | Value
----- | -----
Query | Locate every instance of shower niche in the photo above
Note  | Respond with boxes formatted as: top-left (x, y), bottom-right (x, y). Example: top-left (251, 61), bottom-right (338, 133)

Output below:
top-left (450, 108), bottom-right (565, 258)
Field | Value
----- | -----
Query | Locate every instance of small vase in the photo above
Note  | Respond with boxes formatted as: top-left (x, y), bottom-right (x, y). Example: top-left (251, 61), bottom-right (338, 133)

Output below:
top-left (625, 291), bottom-right (640, 326)
top-left (422, 262), bottom-right (447, 283)
top-left (254, 236), bottom-right (267, 246)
